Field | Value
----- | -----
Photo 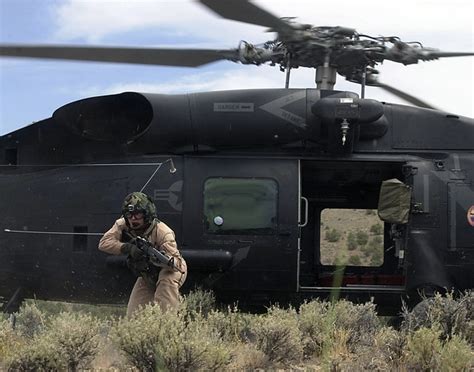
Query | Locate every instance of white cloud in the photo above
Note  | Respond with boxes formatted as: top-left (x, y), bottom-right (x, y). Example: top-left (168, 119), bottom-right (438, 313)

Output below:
top-left (54, 0), bottom-right (473, 49)
top-left (80, 66), bottom-right (286, 96)
top-left (53, 0), bottom-right (264, 45)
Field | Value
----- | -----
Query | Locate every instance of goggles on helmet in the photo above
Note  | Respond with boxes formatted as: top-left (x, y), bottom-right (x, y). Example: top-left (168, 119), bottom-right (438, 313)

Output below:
top-left (124, 204), bottom-right (146, 219)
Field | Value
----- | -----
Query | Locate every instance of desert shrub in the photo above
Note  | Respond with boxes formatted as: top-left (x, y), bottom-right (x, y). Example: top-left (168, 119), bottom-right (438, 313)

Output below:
top-left (347, 232), bottom-right (357, 251)
top-left (47, 312), bottom-right (101, 371)
top-left (366, 236), bottom-right (383, 255)
top-left (158, 312), bottom-right (232, 371)
top-left (370, 248), bottom-right (383, 266)
top-left (112, 304), bottom-right (232, 371)
top-left (298, 299), bottom-right (331, 357)
top-left (325, 327), bottom-right (403, 372)
top-left (402, 291), bottom-right (473, 341)
top-left (439, 334), bottom-right (473, 370)
top-left (327, 300), bottom-right (380, 352)
top-left (371, 326), bottom-right (406, 368)
top-left (253, 306), bottom-right (303, 365)
top-left (405, 326), bottom-right (442, 370)
top-left (0, 318), bottom-right (24, 362)
top-left (228, 342), bottom-right (269, 369)
top-left (325, 228), bottom-right (341, 242)
top-left (355, 230), bottom-right (369, 246)
top-left (182, 288), bottom-right (216, 317)
top-left (348, 254), bottom-right (361, 266)
top-left (207, 306), bottom-right (257, 343)
top-left (111, 304), bottom-right (169, 370)
top-left (403, 315), bottom-right (473, 371)
top-left (7, 335), bottom-right (65, 371)
top-left (15, 302), bottom-right (45, 338)
top-left (321, 329), bottom-right (351, 370)
top-left (360, 243), bottom-right (373, 257)
top-left (7, 311), bottom-right (101, 371)
top-left (370, 223), bottom-right (383, 235)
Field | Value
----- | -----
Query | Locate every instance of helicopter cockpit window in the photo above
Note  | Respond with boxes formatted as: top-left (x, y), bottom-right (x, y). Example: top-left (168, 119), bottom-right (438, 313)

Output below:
top-left (320, 209), bottom-right (384, 267)
top-left (204, 178), bottom-right (277, 235)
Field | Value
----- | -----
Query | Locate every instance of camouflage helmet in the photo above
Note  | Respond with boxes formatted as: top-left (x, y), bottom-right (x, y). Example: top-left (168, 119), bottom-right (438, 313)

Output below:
top-left (122, 192), bottom-right (157, 225)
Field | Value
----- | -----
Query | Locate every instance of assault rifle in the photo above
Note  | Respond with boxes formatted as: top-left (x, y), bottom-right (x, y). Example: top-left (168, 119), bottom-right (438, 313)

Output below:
top-left (128, 233), bottom-right (184, 274)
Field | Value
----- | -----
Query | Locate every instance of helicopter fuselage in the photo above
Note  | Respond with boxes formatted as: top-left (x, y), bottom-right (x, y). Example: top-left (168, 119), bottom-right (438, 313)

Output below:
top-left (1, 89), bottom-right (473, 313)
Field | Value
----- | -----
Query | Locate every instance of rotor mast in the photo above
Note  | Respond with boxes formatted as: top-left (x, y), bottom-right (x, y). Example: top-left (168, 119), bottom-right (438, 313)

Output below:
top-left (315, 55), bottom-right (337, 90)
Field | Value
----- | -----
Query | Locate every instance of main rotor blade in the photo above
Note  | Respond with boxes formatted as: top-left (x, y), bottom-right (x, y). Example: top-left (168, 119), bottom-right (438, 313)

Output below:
top-left (375, 82), bottom-right (437, 110)
top-left (422, 51), bottom-right (474, 59)
top-left (0, 44), bottom-right (239, 67)
top-left (199, 0), bottom-right (295, 36)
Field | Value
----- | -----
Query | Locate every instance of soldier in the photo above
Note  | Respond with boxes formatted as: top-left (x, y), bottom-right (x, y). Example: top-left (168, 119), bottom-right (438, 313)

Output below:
top-left (99, 191), bottom-right (187, 316)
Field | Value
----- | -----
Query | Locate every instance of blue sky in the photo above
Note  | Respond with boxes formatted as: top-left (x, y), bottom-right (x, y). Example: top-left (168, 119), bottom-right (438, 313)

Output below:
top-left (1, 0), bottom-right (473, 135)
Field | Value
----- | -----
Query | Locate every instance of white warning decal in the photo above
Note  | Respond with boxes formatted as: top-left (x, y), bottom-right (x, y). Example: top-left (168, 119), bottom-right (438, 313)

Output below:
top-left (258, 91), bottom-right (307, 128)
top-left (214, 103), bottom-right (254, 112)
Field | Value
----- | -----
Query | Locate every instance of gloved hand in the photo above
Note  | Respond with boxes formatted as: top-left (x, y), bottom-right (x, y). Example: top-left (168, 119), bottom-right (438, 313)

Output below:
top-left (120, 243), bottom-right (143, 259)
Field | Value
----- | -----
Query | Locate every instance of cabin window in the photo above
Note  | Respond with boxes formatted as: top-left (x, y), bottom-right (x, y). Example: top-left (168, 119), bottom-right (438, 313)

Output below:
top-left (73, 226), bottom-right (88, 252)
top-left (204, 177), bottom-right (278, 235)
top-left (320, 208), bottom-right (384, 266)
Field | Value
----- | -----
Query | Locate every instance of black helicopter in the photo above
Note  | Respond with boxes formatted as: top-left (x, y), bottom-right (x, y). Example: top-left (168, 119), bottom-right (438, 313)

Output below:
top-left (1, 0), bottom-right (473, 314)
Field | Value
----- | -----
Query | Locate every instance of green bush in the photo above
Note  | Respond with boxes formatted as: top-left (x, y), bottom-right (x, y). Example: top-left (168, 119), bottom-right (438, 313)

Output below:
top-left (326, 228), bottom-right (342, 242)
top-left (356, 230), bottom-right (369, 246)
top-left (300, 300), bottom-right (381, 368)
top-left (7, 335), bottom-right (65, 371)
top-left (158, 313), bottom-right (231, 371)
top-left (254, 306), bottom-right (303, 365)
top-left (367, 236), bottom-right (383, 252)
top-left (228, 342), bottom-right (269, 369)
top-left (7, 311), bottom-right (101, 371)
top-left (347, 232), bottom-right (357, 251)
top-left (402, 291), bottom-right (473, 343)
top-left (112, 304), bottom-right (232, 371)
top-left (348, 255), bottom-right (361, 266)
top-left (15, 302), bottom-right (45, 338)
top-left (182, 288), bottom-right (216, 317)
top-left (111, 305), bottom-right (169, 370)
top-left (298, 300), bottom-right (331, 357)
top-left (207, 306), bottom-right (257, 343)
top-left (405, 327), bottom-right (442, 370)
top-left (370, 223), bottom-right (383, 235)
top-left (372, 326), bottom-right (406, 368)
top-left (1, 318), bottom-right (24, 362)
top-left (439, 334), bottom-right (473, 370)
top-left (370, 248), bottom-right (383, 266)
top-left (48, 312), bottom-right (101, 371)
top-left (361, 243), bottom-right (373, 257)
top-left (328, 300), bottom-right (380, 350)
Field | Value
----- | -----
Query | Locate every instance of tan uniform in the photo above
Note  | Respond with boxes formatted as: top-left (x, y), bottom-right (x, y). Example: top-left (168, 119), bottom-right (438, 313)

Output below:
top-left (99, 217), bottom-right (187, 316)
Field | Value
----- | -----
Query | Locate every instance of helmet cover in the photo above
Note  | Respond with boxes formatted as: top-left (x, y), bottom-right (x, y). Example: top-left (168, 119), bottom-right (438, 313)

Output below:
top-left (122, 192), bottom-right (157, 225)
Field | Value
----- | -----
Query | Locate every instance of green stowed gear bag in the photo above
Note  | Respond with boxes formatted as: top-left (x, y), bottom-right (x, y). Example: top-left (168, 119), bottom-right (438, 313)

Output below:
top-left (377, 178), bottom-right (412, 224)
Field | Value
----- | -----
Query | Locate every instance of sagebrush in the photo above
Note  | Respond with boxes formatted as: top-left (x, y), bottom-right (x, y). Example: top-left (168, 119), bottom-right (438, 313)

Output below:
top-left (0, 290), bottom-right (472, 371)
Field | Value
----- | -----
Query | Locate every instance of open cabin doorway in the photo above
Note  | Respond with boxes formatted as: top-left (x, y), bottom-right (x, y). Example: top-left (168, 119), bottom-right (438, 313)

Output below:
top-left (298, 160), bottom-right (407, 303)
